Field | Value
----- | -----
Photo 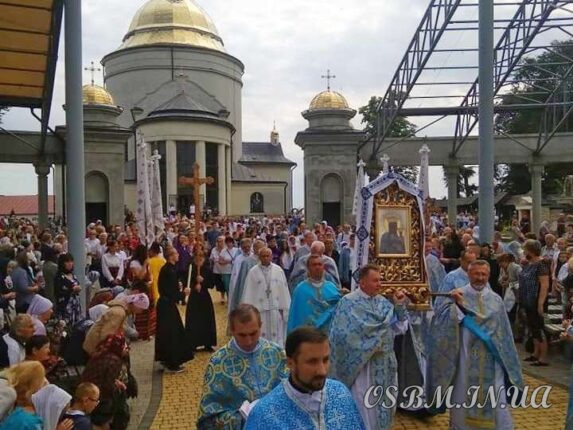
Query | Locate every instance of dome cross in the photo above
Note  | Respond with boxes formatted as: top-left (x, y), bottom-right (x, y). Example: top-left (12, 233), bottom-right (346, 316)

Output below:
top-left (84, 61), bottom-right (101, 86)
top-left (321, 69), bottom-right (336, 91)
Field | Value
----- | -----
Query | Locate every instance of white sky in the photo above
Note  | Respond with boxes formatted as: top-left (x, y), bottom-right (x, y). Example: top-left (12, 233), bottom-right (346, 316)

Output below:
top-left (2, 0), bottom-right (527, 206)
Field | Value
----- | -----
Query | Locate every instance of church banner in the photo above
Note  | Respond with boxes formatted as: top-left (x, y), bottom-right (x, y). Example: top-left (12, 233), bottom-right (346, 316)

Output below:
top-left (136, 133), bottom-right (155, 246)
top-left (354, 172), bottom-right (430, 309)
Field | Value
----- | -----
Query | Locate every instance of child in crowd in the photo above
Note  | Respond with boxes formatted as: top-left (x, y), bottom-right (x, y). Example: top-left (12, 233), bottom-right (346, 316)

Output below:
top-left (61, 382), bottom-right (100, 430)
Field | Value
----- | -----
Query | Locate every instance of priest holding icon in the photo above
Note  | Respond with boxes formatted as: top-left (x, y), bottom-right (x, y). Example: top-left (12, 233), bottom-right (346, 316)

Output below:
top-left (328, 264), bottom-right (409, 430)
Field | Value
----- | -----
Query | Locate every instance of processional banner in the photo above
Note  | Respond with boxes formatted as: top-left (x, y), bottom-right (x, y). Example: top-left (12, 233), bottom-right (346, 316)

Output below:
top-left (354, 172), bottom-right (430, 309)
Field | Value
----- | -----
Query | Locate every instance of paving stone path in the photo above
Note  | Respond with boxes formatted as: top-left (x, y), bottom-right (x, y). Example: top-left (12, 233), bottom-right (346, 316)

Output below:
top-left (128, 291), bottom-right (569, 429)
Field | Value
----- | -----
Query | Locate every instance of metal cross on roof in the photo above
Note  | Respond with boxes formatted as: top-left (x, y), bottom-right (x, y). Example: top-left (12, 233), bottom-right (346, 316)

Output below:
top-left (321, 69), bottom-right (336, 91)
top-left (84, 61), bottom-right (101, 86)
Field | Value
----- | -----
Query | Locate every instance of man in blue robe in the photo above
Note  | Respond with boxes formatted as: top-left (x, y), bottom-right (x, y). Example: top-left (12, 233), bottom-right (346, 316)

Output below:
top-left (329, 264), bottom-right (408, 430)
top-left (287, 255), bottom-right (342, 334)
top-left (197, 304), bottom-right (288, 429)
top-left (395, 239), bottom-right (447, 413)
top-left (229, 239), bottom-right (265, 312)
top-left (435, 250), bottom-right (477, 308)
top-left (289, 241), bottom-right (341, 293)
top-left (245, 327), bottom-right (365, 429)
top-left (427, 260), bottom-right (524, 429)
top-left (425, 239), bottom-right (446, 293)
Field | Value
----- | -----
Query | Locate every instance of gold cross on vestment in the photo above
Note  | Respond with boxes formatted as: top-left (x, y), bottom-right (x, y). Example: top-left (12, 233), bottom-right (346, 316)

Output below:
top-left (84, 61), bottom-right (101, 86)
top-left (321, 69), bottom-right (336, 90)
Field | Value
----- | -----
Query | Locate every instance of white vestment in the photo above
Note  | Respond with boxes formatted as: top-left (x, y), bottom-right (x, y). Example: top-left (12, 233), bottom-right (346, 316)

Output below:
top-left (242, 263), bottom-right (291, 346)
top-left (450, 307), bottom-right (513, 430)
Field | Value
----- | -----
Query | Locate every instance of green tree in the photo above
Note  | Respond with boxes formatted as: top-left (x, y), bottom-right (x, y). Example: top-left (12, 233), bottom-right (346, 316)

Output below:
top-left (359, 95), bottom-right (419, 183)
top-left (496, 40), bottom-right (573, 194)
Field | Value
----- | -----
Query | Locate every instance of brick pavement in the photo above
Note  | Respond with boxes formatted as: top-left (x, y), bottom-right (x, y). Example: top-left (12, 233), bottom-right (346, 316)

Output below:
top-left (139, 291), bottom-right (569, 429)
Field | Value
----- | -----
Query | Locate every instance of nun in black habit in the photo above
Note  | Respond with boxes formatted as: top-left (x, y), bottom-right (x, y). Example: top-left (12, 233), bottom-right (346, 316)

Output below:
top-left (155, 246), bottom-right (194, 372)
top-left (185, 249), bottom-right (217, 352)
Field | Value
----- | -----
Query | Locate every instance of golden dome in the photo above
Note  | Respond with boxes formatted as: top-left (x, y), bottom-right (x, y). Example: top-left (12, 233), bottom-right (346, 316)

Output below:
top-left (120, 0), bottom-right (225, 52)
top-left (309, 90), bottom-right (350, 110)
top-left (82, 84), bottom-right (115, 106)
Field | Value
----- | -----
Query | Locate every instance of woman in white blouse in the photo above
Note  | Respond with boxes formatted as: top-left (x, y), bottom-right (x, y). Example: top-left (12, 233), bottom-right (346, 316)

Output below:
top-left (101, 239), bottom-right (124, 289)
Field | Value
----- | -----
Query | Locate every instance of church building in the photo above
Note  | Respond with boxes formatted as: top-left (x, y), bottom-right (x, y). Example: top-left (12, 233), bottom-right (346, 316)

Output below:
top-left (54, 0), bottom-right (295, 224)
top-left (295, 88), bottom-right (364, 226)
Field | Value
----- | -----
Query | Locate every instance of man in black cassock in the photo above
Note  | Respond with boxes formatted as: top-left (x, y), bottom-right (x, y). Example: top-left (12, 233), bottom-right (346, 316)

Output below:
top-left (155, 246), bottom-right (194, 372)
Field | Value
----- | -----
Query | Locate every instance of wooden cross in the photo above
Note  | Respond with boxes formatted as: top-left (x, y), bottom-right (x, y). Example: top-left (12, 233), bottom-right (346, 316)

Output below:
top-left (321, 69), bottom-right (336, 90)
top-left (84, 61), bottom-right (101, 85)
top-left (178, 162), bottom-right (214, 241)
top-left (179, 163), bottom-right (214, 289)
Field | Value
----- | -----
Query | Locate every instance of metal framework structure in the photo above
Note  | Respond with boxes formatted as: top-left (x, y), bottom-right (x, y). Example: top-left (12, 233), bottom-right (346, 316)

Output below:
top-left (364, 0), bottom-right (573, 161)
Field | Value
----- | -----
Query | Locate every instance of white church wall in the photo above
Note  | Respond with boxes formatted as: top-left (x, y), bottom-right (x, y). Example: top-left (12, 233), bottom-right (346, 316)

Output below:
top-left (103, 46), bottom-right (243, 161)
top-left (124, 183), bottom-right (137, 214)
top-left (243, 164), bottom-right (294, 210)
top-left (137, 120), bottom-right (231, 146)
top-left (230, 183), bottom-right (287, 215)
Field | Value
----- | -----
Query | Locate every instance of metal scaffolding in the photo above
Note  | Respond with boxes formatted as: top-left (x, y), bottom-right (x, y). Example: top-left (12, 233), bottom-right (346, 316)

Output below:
top-left (364, 0), bottom-right (573, 240)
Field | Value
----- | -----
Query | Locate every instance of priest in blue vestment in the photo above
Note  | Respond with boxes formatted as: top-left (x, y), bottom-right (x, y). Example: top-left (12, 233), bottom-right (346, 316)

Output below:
top-left (435, 250), bottom-right (477, 308)
top-left (329, 264), bottom-right (408, 430)
top-left (289, 241), bottom-right (341, 293)
top-left (245, 327), bottom-right (365, 430)
top-left (229, 239), bottom-right (265, 312)
top-left (425, 239), bottom-right (446, 293)
top-left (197, 304), bottom-right (288, 429)
top-left (287, 255), bottom-right (342, 334)
top-left (427, 260), bottom-right (524, 430)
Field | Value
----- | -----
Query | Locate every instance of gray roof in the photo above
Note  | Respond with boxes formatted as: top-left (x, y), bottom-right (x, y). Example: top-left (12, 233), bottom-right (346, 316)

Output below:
top-left (240, 141), bottom-right (296, 166)
top-left (134, 77), bottom-right (229, 121)
top-left (232, 163), bottom-right (283, 182)
top-left (150, 91), bottom-right (228, 118)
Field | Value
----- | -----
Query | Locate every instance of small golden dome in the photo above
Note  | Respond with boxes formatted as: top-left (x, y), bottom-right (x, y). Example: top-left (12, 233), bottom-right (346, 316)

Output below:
top-left (82, 84), bottom-right (115, 106)
top-left (120, 0), bottom-right (225, 52)
top-left (309, 90), bottom-right (349, 110)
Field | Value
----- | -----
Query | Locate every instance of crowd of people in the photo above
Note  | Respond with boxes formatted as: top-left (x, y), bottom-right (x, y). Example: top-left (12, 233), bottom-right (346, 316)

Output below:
top-left (0, 209), bottom-right (572, 429)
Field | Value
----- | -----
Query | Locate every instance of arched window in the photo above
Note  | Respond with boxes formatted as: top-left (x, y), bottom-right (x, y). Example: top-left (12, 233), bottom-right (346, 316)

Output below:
top-left (250, 192), bottom-right (264, 213)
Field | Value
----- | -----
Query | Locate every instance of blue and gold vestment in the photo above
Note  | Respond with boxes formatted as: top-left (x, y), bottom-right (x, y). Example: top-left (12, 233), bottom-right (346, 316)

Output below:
top-left (197, 338), bottom-right (288, 429)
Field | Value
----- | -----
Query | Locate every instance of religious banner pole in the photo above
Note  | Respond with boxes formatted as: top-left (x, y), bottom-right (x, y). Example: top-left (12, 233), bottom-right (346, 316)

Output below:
top-left (352, 159), bottom-right (366, 216)
top-left (179, 163), bottom-right (215, 289)
top-left (135, 132), bottom-right (154, 246)
top-left (417, 144), bottom-right (430, 201)
top-left (150, 149), bottom-right (165, 237)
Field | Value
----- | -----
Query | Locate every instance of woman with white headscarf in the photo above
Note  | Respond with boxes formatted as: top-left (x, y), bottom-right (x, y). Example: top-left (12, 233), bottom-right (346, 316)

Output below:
top-left (31, 384), bottom-right (73, 430)
top-left (88, 304), bottom-right (109, 322)
top-left (26, 295), bottom-right (54, 336)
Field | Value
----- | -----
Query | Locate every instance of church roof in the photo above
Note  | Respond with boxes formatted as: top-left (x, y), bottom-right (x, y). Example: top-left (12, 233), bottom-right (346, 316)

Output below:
top-left (148, 87), bottom-right (228, 119)
top-left (240, 142), bottom-right (296, 166)
top-left (120, 0), bottom-right (225, 52)
top-left (135, 77), bottom-right (231, 125)
top-left (232, 163), bottom-right (281, 183)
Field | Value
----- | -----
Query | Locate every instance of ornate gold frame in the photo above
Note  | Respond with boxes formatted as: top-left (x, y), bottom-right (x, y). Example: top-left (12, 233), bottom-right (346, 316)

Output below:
top-left (370, 183), bottom-right (430, 310)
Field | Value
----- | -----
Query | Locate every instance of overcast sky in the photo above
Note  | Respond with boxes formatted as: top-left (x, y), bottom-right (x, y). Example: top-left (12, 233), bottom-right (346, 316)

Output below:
top-left (1, 0), bottom-right (513, 206)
